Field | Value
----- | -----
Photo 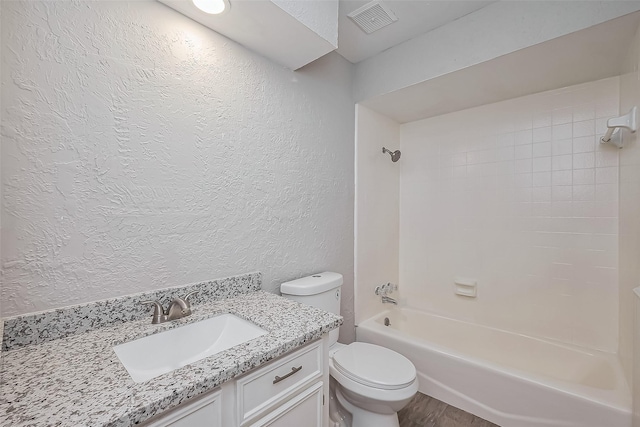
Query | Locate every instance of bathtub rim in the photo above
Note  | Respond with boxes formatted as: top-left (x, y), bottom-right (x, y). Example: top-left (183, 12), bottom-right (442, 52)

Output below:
top-left (356, 307), bottom-right (632, 415)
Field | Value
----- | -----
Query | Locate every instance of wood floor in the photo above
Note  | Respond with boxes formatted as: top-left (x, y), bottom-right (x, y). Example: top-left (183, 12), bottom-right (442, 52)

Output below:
top-left (398, 393), bottom-right (499, 427)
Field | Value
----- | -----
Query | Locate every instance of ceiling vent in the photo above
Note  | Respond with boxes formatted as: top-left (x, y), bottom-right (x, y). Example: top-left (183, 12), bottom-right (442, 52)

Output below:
top-left (347, 1), bottom-right (398, 35)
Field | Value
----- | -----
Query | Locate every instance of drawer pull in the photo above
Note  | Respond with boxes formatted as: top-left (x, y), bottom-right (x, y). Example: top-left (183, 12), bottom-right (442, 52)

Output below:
top-left (273, 366), bottom-right (302, 384)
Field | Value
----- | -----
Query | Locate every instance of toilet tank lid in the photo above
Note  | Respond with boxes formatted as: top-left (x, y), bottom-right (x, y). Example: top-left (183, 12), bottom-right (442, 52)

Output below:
top-left (281, 272), bottom-right (343, 295)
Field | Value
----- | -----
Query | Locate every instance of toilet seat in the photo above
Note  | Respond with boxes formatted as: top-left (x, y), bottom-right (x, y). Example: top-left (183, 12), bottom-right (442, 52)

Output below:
top-left (332, 342), bottom-right (416, 390)
top-left (329, 342), bottom-right (418, 406)
top-left (330, 359), bottom-right (418, 405)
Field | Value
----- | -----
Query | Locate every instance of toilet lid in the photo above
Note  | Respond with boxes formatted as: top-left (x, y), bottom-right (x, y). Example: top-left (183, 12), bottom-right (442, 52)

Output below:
top-left (332, 342), bottom-right (416, 390)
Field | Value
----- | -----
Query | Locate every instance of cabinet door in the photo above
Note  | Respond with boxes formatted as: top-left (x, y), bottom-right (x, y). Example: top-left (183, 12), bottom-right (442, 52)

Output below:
top-left (143, 389), bottom-right (222, 427)
top-left (249, 382), bottom-right (323, 427)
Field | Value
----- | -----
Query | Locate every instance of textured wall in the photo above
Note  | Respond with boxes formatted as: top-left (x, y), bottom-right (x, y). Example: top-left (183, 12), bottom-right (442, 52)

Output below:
top-left (400, 78), bottom-right (619, 352)
top-left (1, 0), bottom-right (355, 341)
top-left (0, 0), bottom-right (3, 332)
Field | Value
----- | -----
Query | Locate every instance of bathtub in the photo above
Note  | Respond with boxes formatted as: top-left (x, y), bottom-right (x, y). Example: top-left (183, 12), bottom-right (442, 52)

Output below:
top-left (356, 308), bottom-right (631, 427)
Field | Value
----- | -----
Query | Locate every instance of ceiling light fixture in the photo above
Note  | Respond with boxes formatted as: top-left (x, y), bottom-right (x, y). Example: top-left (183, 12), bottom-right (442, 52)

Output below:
top-left (192, 0), bottom-right (229, 15)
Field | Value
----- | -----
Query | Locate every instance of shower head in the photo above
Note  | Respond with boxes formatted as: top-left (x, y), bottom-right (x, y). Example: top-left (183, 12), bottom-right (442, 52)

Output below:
top-left (382, 147), bottom-right (401, 162)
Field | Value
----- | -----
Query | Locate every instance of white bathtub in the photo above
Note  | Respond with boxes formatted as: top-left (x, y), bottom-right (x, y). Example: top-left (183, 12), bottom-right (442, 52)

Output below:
top-left (356, 307), bottom-right (631, 427)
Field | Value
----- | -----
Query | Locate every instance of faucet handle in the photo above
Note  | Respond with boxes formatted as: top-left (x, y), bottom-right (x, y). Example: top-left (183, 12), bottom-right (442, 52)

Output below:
top-left (375, 283), bottom-right (398, 296)
top-left (182, 290), bottom-right (200, 306)
top-left (141, 300), bottom-right (168, 324)
top-left (382, 282), bottom-right (397, 293)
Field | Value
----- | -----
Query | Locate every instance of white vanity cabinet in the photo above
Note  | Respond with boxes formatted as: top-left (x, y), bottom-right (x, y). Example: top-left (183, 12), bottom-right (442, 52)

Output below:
top-left (248, 382), bottom-right (323, 427)
top-left (141, 336), bottom-right (330, 427)
top-left (143, 390), bottom-right (222, 427)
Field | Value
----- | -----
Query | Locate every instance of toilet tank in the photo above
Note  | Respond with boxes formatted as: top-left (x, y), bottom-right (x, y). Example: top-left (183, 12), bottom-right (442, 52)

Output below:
top-left (280, 272), bottom-right (343, 346)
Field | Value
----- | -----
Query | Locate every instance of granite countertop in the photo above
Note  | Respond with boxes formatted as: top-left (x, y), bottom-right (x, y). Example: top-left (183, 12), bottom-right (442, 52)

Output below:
top-left (0, 291), bottom-right (342, 427)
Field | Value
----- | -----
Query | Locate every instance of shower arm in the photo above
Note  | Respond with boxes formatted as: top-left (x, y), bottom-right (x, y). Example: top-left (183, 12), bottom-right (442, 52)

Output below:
top-left (382, 146), bottom-right (401, 162)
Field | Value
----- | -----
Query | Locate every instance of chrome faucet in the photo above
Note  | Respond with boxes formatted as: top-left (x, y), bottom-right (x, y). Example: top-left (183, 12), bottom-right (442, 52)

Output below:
top-left (142, 291), bottom-right (199, 324)
top-left (375, 282), bottom-right (399, 305)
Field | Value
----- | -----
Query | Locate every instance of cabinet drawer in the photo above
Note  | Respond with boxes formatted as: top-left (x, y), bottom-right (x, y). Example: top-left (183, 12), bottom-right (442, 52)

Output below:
top-left (249, 382), bottom-right (323, 427)
top-left (236, 340), bottom-right (323, 424)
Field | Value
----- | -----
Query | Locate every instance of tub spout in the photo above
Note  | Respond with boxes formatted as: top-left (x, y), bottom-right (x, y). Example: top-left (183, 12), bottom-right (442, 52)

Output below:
top-left (381, 296), bottom-right (398, 305)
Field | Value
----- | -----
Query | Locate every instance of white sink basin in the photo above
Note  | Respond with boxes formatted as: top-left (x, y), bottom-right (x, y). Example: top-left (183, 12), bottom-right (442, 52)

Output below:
top-left (114, 314), bottom-right (268, 383)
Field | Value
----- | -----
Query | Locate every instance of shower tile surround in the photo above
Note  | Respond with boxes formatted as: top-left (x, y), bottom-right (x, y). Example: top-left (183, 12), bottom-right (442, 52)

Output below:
top-left (0, 272), bottom-right (343, 426)
top-left (400, 77), bottom-right (620, 352)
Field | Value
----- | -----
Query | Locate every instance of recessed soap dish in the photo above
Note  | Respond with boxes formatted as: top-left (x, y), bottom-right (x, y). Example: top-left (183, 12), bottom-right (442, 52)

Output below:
top-left (454, 278), bottom-right (477, 298)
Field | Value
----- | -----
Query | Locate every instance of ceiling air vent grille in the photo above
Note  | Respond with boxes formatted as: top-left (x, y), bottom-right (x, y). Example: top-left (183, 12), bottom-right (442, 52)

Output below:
top-left (347, 1), bottom-right (398, 35)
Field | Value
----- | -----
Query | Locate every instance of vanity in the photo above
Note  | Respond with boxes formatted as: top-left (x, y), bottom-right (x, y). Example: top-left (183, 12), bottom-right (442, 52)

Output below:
top-left (144, 338), bottom-right (327, 427)
top-left (0, 272), bottom-right (342, 427)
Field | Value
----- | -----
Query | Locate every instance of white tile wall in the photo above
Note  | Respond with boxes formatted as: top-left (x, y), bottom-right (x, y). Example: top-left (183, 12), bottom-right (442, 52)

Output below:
top-left (400, 77), bottom-right (620, 352)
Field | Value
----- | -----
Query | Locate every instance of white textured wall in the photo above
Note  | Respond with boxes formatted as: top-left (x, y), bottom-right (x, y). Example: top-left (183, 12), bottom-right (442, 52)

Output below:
top-left (354, 105), bottom-right (399, 324)
top-left (354, 1), bottom-right (640, 102)
top-left (1, 0), bottom-right (355, 341)
top-left (400, 78), bottom-right (620, 352)
top-left (618, 21), bottom-right (640, 418)
top-left (0, 0), bottom-right (3, 332)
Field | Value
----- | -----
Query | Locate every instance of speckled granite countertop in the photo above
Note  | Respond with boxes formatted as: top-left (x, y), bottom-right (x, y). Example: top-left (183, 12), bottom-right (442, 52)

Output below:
top-left (0, 291), bottom-right (342, 427)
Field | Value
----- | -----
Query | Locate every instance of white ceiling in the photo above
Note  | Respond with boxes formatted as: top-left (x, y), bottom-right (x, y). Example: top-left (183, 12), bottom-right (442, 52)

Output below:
top-left (337, 0), bottom-right (495, 63)
top-left (361, 11), bottom-right (640, 123)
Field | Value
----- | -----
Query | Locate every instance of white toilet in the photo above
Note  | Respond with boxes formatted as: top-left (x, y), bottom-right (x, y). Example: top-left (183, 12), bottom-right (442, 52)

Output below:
top-left (281, 272), bottom-right (418, 427)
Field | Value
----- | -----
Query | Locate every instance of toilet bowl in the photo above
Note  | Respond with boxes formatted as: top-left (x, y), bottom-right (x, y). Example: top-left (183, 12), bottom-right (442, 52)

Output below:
top-left (280, 272), bottom-right (418, 427)
top-left (328, 342), bottom-right (418, 427)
